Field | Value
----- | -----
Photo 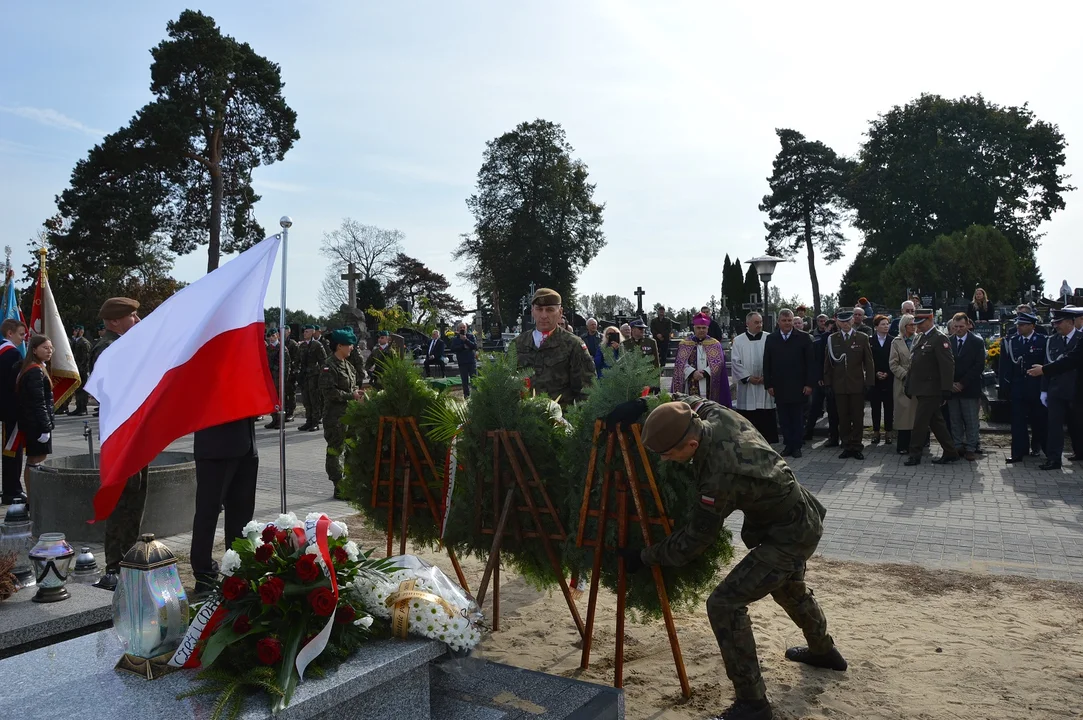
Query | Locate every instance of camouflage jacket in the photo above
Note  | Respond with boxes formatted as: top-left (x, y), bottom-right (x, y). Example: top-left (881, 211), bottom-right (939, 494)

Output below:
top-left (89, 330), bottom-right (122, 373)
top-left (512, 327), bottom-right (595, 405)
top-left (286, 338), bottom-right (302, 380)
top-left (267, 342), bottom-right (290, 379)
top-left (71, 336), bottom-right (92, 375)
top-left (319, 354), bottom-right (357, 411)
top-left (366, 345), bottom-right (394, 378)
top-left (641, 393), bottom-right (827, 571)
top-left (301, 338), bottom-right (328, 379)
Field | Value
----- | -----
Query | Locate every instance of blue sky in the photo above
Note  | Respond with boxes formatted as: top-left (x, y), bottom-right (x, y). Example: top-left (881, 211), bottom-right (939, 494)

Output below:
top-left (2, 1), bottom-right (1081, 319)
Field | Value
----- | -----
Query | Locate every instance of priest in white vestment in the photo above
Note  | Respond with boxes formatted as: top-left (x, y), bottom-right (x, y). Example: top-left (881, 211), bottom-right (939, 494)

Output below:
top-left (730, 311), bottom-right (779, 443)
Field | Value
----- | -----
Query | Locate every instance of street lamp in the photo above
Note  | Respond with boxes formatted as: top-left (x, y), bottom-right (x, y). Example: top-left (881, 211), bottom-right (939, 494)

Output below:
top-left (746, 256), bottom-right (789, 331)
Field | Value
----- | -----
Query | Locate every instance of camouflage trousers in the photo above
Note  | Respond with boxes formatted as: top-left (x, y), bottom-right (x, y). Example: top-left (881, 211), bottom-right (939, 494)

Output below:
top-left (285, 376), bottom-right (298, 417)
top-left (706, 546), bottom-right (834, 701)
top-left (104, 467), bottom-right (149, 569)
top-left (323, 407), bottom-right (347, 487)
top-left (303, 376), bottom-right (324, 425)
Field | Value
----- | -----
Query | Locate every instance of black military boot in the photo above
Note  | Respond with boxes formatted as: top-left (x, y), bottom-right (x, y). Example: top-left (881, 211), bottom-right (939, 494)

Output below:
top-left (297, 421), bottom-right (312, 431)
top-left (785, 645), bottom-right (848, 671)
top-left (709, 698), bottom-right (773, 720)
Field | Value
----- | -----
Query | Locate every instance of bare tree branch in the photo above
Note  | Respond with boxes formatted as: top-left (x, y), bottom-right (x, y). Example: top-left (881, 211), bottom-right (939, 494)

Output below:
top-left (318, 217), bottom-right (403, 283)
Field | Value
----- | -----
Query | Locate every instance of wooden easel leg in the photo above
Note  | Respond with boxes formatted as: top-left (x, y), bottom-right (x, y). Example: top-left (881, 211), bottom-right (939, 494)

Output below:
top-left (386, 422), bottom-right (399, 558)
top-left (493, 557), bottom-right (500, 632)
top-left (614, 482), bottom-right (629, 689)
top-left (651, 565), bottom-right (691, 698)
top-left (371, 418), bottom-right (386, 508)
top-left (399, 467), bottom-right (411, 557)
top-left (580, 448), bottom-right (613, 670)
top-left (446, 547), bottom-right (470, 594)
top-left (476, 487), bottom-right (515, 609)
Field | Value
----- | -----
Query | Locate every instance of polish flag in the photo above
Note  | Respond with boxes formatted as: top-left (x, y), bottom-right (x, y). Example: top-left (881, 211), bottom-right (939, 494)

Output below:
top-left (28, 266), bottom-right (82, 409)
top-left (86, 235), bottom-right (281, 521)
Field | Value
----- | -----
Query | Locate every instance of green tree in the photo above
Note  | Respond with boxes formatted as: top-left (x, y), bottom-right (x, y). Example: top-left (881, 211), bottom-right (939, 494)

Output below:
top-left (722, 256), bottom-right (745, 310)
top-left (384, 253), bottom-right (465, 326)
top-left (760, 129), bottom-right (854, 316)
top-left (577, 293), bottom-right (634, 320)
top-left (743, 264), bottom-right (761, 305)
top-left (846, 93), bottom-right (1072, 299)
top-left (455, 119), bottom-right (605, 327)
top-left (264, 307), bottom-right (321, 330)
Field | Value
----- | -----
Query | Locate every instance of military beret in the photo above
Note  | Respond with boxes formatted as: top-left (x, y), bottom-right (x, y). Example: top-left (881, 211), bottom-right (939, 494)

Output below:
top-left (266, 327), bottom-right (279, 336)
top-left (96, 321), bottom-right (105, 330)
top-left (834, 309), bottom-right (854, 321)
top-left (376, 330), bottom-right (389, 337)
top-left (303, 323), bottom-right (316, 330)
top-left (99, 297), bottom-right (139, 320)
top-left (74, 324), bottom-right (84, 330)
top-left (1015, 312), bottom-right (1039, 325)
top-left (330, 328), bottom-right (357, 346)
top-left (642, 402), bottom-right (697, 454)
top-left (629, 318), bottom-right (647, 329)
top-left (531, 287), bottom-right (562, 306)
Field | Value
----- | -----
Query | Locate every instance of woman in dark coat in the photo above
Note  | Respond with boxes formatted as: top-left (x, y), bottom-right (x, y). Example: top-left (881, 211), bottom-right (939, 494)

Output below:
top-left (966, 287), bottom-right (996, 323)
top-left (867, 314), bottom-right (894, 445)
top-left (16, 335), bottom-right (55, 500)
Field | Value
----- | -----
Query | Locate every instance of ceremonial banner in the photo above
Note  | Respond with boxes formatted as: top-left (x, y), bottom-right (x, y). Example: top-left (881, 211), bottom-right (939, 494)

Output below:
top-left (28, 267), bottom-right (81, 408)
top-left (1, 271), bottom-right (26, 357)
top-left (86, 235), bottom-right (281, 521)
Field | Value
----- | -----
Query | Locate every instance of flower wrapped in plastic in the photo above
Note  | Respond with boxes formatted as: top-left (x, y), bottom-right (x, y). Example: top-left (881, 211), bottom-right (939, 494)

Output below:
top-left (351, 555), bottom-right (483, 653)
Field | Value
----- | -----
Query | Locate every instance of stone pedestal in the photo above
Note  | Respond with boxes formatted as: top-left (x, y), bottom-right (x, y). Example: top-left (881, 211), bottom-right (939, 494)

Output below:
top-left (0, 582), bottom-right (113, 659)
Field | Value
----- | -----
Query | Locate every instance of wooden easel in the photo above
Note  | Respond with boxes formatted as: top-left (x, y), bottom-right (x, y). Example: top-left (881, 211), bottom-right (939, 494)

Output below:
top-left (371, 416), bottom-right (470, 592)
top-left (576, 420), bottom-right (690, 698)
top-left (474, 429), bottom-right (585, 638)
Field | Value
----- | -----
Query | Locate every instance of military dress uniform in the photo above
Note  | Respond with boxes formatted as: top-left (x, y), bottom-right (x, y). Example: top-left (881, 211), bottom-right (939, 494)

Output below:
top-left (621, 324), bottom-right (661, 368)
top-left (822, 314), bottom-right (874, 457)
top-left (905, 317), bottom-right (959, 464)
top-left (999, 314), bottom-right (1048, 462)
top-left (299, 327), bottom-right (328, 431)
top-left (91, 298), bottom-right (148, 589)
top-left (635, 396), bottom-right (845, 718)
top-left (1040, 309), bottom-right (1080, 469)
top-left (320, 330), bottom-right (360, 498)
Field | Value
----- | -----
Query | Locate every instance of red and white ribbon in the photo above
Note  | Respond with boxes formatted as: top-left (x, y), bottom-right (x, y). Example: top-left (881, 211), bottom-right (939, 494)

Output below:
top-left (295, 514), bottom-right (338, 680)
top-left (168, 596), bottom-right (228, 668)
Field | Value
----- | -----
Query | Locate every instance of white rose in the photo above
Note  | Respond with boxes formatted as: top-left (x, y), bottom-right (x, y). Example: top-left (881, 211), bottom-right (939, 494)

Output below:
top-left (220, 549), bottom-right (241, 576)
top-left (344, 541), bottom-right (359, 561)
top-left (354, 615), bottom-right (374, 628)
top-left (305, 545), bottom-right (320, 556)
top-left (330, 521), bottom-right (348, 539)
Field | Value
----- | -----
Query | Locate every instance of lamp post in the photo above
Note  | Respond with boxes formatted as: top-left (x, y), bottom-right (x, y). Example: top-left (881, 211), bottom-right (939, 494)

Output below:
top-left (746, 256), bottom-right (789, 332)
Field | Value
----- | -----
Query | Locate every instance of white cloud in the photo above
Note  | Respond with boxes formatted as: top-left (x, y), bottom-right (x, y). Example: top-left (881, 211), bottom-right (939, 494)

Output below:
top-left (253, 178), bottom-right (308, 193)
top-left (0, 105), bottom-right (106, 138)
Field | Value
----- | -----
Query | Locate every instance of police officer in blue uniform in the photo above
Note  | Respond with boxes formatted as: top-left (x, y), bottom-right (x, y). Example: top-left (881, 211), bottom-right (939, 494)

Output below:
top-left (1039, 308), bottom-right (1082, 469)
top-left (999, 312), bottom-right (1047, 464)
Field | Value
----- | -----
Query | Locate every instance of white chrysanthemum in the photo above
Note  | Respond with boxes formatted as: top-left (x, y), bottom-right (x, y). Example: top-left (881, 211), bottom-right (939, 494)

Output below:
top-left (305, 512), bottom-right (323, 523)
top-left (305, 544), bottom-right (319, 556)
top-left (220, 549), bottom-right (241, 576)
top-left (344, 541), bottom-right (359, 561)
top-left (330, 521), bottom-right (348, 539)
top-left (275, 512), bottom-right (299, 529)
top-left (242, 520), bottom-right (262, 538)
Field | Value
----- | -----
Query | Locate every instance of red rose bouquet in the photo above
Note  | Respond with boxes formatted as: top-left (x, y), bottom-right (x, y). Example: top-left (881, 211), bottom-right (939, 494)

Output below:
top-left (174, 512), bottom-right (395, 718)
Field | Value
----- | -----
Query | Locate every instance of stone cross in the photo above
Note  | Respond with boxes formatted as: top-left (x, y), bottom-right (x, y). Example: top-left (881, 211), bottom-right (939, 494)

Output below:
top-left (340, 262), bottom-right (362, 308)
top-left (634, 286), bottom-right (645, 315)
top-left (720, 295), bottom-right (728, 309)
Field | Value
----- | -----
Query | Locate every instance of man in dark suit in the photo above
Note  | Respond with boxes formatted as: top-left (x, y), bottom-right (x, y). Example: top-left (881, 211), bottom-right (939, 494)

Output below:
top-left (1034, 307), bottom-right (1082, 469)
top-left (947, 312), bottom-right (985, 461)
top-left (423, 329), bottom-right (447, 378)
top-left (764, 309), bottom-right (816, 458)
top-left (700, 306), bottom-right (724, 341)
top-left (904, 310), bottom-right (959, 466)
top-left (191, 417), bottom-right (259, 594)
top-left (450, 322), bottom-right (478, 398)
top-left (1001, 312), bottom-right (1048, 463)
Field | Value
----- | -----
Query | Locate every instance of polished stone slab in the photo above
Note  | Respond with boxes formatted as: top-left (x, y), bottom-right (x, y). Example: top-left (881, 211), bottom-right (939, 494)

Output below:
top-left (0, 582), bottom-right (113, 659)
top-left (0, 630), bottom-right (446, 720)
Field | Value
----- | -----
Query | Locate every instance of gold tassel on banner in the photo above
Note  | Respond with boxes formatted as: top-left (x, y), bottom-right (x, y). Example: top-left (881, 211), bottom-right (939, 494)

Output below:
top-left (385, 579), bottom-right (457, 639)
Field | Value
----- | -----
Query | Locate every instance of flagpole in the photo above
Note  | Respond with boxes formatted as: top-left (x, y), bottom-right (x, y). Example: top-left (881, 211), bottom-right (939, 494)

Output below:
top-left (278, 216), bottom-right (292, 514)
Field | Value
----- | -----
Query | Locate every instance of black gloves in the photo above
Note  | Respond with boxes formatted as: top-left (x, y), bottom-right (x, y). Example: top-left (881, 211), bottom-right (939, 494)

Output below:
top-left (604, 398), bottom-right (648, 430)
top-left (616, 547), bottom-right (646, 574)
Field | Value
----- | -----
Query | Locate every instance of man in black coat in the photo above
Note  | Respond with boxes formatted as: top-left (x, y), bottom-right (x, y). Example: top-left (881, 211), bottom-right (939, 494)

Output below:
top-left (764, 309), bottom-right (816, 458)
top-left (1030, 306), bottom-right (1083, 464)
top-left (1, 319), bottom-right (27, 503)
top-left (806, 319), bottom-right (840, 446)
top-left (946, 313), bottom-right (985, 461)
top-left (450, 322), bottom-right (478, 398)
top-left (700, 306), bottom-right (724, 342)
top-left (423, 329), bottom-right (447, 378)
top-left (191, 417), bottom-right (259, 594)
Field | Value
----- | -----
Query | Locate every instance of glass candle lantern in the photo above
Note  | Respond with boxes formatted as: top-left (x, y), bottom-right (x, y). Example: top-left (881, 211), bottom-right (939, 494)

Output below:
top-left (72, 546), bottom-right (101, 585)
top-left (28, 533), bottom-right (75, 602)
top-left (112, 534), bottom-right (189, 680)
top-left (1, 498), bottom-right (36, 588)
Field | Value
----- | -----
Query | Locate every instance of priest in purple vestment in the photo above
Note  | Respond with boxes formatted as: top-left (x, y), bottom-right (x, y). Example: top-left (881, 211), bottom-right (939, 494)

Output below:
top-left (670, 313), bottom-right (732, 407)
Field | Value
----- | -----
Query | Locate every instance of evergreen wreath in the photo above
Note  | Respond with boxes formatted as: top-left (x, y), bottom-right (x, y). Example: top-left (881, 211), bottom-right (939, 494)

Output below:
top-left (425, 345), bottom-right (576, 589)
top-left (563, 349), bottom-right (734, 619)
top-left (340, 353), bottom-right (448, 548)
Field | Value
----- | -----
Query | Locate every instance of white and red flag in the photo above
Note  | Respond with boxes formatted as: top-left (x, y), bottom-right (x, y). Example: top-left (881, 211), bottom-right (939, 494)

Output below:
top-left (86, 235), bottom-right (280, 521)
top-left (29, 264), bottom-right (81, 409)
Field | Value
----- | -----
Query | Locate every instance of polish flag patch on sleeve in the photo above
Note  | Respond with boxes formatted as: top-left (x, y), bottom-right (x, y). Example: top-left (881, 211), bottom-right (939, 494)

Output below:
top-left (700, 495), bottom-right (715, 506)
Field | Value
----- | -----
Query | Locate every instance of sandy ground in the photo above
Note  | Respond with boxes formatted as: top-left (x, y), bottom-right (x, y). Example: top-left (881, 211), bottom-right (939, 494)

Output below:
top-left (339, 515), bottom-right (1083, 720)
top-left (176, 514), bottom-right (1083, 719)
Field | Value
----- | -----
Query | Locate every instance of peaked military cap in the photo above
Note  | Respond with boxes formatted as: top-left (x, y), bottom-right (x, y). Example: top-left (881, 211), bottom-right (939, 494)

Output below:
top-left (834, 309), bottom-right (854, 321)
top-left (1014, 312), bottom-right (1039, 325)
top-left (642, 402), bottom-right (697, 454)
top-left (531, 287), bottom-right (562, 306)
top-left (1051, 309), bottom-right (1074, 322)
top-left (330, 328), bottom-right (357, 346)
top-left (99, 296), bottom-right (139, 320)
top-left (629, 318), bottom-right (648, 329)
top-left (913, 309), bottom-right (934, 320)
top-left (1061, 305), bottom-right (1083, 316)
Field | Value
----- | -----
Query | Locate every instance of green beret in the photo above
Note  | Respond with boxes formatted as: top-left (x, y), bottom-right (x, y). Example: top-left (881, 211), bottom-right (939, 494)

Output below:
top-left (642, 402), bottom-right (696, 454)
top-left (531, 287), bottom-right (562, 307)
top-left (303, 324), bottom-right (316, 330)
top-left (330, 328), bottom-right (357, 346)
top-left (266, 327), bottom-right (279, 336)
top-left (99, 296), bottom-right (140, 320)
top-left (74, 324), bottom-right (84, 330)
top-left (96, 321), bottom-right (105, 330)
top-left (377, 330), bottom-right (389, 337)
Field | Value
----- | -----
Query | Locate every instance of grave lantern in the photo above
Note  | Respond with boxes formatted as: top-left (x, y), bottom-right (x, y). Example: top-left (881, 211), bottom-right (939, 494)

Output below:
top-left (28, 533), bottom-right (75, 602)
top-left (0, 497), bottom-right (35, 588)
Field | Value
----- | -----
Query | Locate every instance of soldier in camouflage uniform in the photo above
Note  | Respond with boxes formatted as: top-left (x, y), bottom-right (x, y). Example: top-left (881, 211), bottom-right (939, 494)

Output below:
top-left (265, 328), bottom-right (291, 429)
top-left (91, 298), bottom-right (148, 592)
top-left (320, 328), bottom-right (364, 499)
top-left (283, 325), bottom-right (301, 422)
top-left (606, 393), bottom-right (847, 720)
top-left (366, 331), bottom-right (394, 389)
top-left (60, 324), bottom-right (92, 415)
top-left (512, 288), bottom-right (595, 406)
top-left (298, 325), bottom-right (327, 431)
